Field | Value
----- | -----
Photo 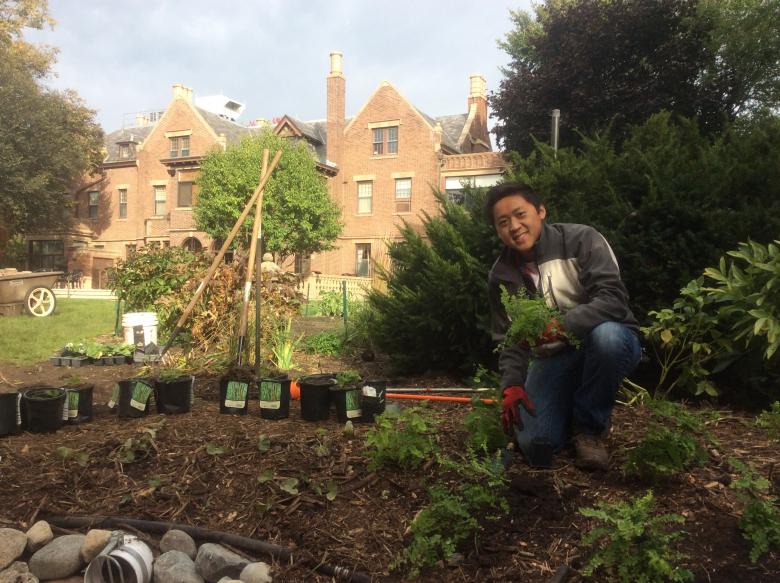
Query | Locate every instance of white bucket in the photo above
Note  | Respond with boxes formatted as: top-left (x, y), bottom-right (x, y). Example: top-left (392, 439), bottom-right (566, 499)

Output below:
top-left (84, 533), bottom-right (153, 583)
top-left (122, 312), bottom-right (158, 348)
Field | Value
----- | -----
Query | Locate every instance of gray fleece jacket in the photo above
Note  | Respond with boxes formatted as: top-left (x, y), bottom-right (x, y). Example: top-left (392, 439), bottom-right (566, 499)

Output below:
top-left (488, 221), bottom-right (639, 388)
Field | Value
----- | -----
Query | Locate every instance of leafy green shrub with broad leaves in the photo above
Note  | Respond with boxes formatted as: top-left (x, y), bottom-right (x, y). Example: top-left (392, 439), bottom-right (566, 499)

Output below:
top-left (108, 246), bottom-right (207, 313)
top-left (364, 406), bottom-right (439, 471)
top-left (729, 459), bottom-right (780, 563)
top-left (579, 491), bottom-right (693, 582)
top-left (644, 239), bottom-right (780, 403)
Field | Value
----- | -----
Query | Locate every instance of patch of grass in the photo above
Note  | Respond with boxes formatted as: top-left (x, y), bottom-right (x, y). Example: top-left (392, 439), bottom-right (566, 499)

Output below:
top-left (0, 299), bottom-right (117, 364)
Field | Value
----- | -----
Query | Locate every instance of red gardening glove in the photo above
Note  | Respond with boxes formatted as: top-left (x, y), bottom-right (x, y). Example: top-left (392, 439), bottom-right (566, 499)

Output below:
top-left (501, 385), bottom-right (536, 435)
top-left (537, 318), bottom-right (565, 345)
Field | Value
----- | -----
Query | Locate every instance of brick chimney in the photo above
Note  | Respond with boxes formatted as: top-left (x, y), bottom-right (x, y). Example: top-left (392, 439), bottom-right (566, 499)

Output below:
top-left (326, 51), bottom-right (345, 167)
top-left (172, 83), bottom-right (193, 102)
top-left (467, 74), bottom-right (490, 150)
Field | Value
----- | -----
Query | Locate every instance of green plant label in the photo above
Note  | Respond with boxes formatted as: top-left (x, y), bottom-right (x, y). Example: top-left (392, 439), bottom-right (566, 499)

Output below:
top-left (345, 390), bottom-right (362, 419)
top-left (108, 383), bottom-right (119, 409)
top-left (260, 381), bottom-right (281, 410)
top-left (224, 381), bottom-right (248, 409)
top-left (16, 393), bottom-right (21, 426)
top-left (67, 390), bottom-right (79, 419)
top-left (61, 395), bottom-right (69, 421)
top-left (130, 381), bottom-right (152, 411)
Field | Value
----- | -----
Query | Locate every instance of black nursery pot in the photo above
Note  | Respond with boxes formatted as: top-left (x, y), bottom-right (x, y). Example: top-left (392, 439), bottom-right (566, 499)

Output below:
top-left (219, 377), bottom-right (251, 415)
top-left (330, 386), bottom-right (363, 423)
top-left (64, 385), bottom-right (94, 424)
top-left (155, 376), bottom-right (194, 414)
top-left (360, 379), bottom-right (387, 423)
top-left (0, 391), bottom-right (22, 437)
top-left (299, 374), bottom-right (337, 422)
top-left (112, 379), bottom-right (154, 418)
top-left (259, 375), bottom-right (291, 420)
top-left (21, 387), bottom-right (66, 433)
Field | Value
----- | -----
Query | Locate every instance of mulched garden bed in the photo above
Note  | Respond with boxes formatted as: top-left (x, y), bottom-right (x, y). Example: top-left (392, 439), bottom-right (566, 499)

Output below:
top-left (1, 362), bottom-right (779, 582)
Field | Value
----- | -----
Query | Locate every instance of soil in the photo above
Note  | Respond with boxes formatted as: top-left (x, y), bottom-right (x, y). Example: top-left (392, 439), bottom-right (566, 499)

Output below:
top-left (1, 349), bottom-right (779, 582)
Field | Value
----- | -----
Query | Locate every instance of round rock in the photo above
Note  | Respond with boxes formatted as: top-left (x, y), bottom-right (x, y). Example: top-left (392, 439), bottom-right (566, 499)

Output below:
top-left (240, 562), bottom-right (273, 583)
top-left (154, 550), bottom-right (204, 583)
top-left (80, 529), bottom-right (111, 563)
top-left (29, 534), bottom-right (85, 581)
top-left (159, 529), bottom-right (197, 559)
top-left (26, 521), bottom-right (53, 553)
top-left (0, 529), bottom-right (28, 570)
top-left (195, 544), bottom-right (247, 583)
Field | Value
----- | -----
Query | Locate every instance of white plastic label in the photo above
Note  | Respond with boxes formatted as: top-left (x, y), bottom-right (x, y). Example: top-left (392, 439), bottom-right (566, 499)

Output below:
top-left (16, 393), bottom-right (21, 426)
top-left (224, 400), bottom-right (245, 409)
top-left (259, 400), bottom-right (281, 410)
top-left (362, 385), bottom-right (376, 397)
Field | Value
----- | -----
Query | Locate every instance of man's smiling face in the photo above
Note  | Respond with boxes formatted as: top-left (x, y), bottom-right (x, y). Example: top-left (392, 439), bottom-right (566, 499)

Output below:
top-left (492, 194), bottom-right (547, 258)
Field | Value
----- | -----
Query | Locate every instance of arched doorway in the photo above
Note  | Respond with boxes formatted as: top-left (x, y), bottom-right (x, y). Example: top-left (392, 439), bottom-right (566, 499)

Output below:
top-left (182, 237), bottom-right (202, 252)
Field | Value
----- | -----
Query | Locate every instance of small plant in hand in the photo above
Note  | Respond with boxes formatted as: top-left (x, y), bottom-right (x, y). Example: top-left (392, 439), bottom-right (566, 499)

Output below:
top-left (729, 459), bottom-right (780, 562)
top-left (498, 286), bottom-right (573, 349)
top-left (365, 406), bottom-right (439, 470)
top-left (579, 491), bottom-right (693, 583)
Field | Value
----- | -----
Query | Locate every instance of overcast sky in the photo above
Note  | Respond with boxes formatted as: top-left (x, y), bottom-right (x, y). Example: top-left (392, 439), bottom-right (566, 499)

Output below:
top-left (24, 0), bottom-right (533, 132)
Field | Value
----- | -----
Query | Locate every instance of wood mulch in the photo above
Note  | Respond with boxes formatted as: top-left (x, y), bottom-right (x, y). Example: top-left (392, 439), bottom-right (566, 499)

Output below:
top-left (1, 359), bottom-right (779, 582)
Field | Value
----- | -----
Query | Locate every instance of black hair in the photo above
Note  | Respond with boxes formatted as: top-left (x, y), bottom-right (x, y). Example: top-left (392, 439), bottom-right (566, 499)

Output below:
top-left (483, 182), bottom-right (544, 225)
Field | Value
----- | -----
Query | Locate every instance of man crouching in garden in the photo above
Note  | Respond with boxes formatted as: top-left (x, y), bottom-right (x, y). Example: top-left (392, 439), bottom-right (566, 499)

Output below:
top-left (486, 182), bottom-right (641, 471)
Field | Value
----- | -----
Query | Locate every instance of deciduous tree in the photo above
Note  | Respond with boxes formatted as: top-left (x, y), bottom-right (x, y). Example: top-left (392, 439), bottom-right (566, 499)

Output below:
top-left (194, 132), bottom-right (342, 261)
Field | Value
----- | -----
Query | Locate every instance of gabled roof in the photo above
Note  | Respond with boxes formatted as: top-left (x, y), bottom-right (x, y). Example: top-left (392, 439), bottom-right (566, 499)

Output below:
top-left (195, 107), bottom-right (260, 145)
top-left (435, 113), bottom-right (469, 152)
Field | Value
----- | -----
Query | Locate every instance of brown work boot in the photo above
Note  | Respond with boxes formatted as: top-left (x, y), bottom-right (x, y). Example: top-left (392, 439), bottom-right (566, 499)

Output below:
top-left (573, 433), bottom-right (609, 471)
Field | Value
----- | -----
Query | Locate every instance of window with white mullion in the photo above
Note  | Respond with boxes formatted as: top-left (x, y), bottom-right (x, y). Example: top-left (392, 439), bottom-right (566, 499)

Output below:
top-left (153, 186), bottom-right (166, 216)
top-left (394, 178), bottom-right (411, 213)
top-left (357, 181), bottom-right (373, 214)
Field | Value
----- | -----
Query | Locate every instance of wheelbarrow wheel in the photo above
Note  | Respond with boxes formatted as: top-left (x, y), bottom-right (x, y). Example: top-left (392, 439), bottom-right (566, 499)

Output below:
top-left (25, 286), bottom-right (56, 317)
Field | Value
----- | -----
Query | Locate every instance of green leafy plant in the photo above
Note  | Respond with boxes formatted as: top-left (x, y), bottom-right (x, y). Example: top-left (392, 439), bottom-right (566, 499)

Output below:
top-left (113, 420), bottom-right (166, 464)
top-left (365, 406), bottom-right (439, 471)
top-left (309, 290), bottom-right (344, 317)
top-left (729, 459), bottom-right (780, 563)
top-left (470, 364), bottom-right (501, 389)
top-left (56, 446), bottom-right (90, 467)
top-left (462, 393), bottom-right (506, 453)
top-left (393, 449), bottom-right (509, 577)
top-left (579, 491), bottom-right (693, 582)
top-left (624, 426), bottom-right (708, 483)
top-left (336, 369), bottom-right (361, 387)
top-left (756, 401), bottom-right (780, 440)
top-left (303, 331), bottom-right (343, 356)
top-left (498, 286), bottom-right (577, 350)
top-left (269, 317), bottom-right (302, 371)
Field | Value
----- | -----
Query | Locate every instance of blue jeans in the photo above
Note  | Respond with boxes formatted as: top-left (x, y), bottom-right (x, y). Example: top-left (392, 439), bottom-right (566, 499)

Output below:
top-left (513, 321), bottom-right (641, 460)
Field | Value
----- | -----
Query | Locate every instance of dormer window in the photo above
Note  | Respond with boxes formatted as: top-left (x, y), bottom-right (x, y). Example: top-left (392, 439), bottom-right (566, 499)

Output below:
top-left (169, 136), bottom-right (190, 158)
top-left (118, 143), bottom-right (135, 159)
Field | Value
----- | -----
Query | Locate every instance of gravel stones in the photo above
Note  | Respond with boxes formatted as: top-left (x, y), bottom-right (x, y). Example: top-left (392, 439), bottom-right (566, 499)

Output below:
top-left (79, 529), bottom-right (111, 563)
top-left (25, 522), bottom-right (53, 554)
top-left (0, 561), bottom-right (39, 583)
top-left (154, 550), bottom-right (204, 583)
top-left (195, 544), bottom-right (247, 583)
top-left (159, 529), bottom-right (197, 559)
top-left (240, 562), bottom-right (273, 583)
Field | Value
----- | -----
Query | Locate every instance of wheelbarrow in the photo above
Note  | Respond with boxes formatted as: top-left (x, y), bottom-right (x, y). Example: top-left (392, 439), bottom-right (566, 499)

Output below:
top-left (0, 268), bottom-right (63, 317)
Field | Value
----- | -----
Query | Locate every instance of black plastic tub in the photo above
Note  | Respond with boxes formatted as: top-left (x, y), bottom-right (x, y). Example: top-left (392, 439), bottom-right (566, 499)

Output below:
top-left (21, 387), bottom-right (66, 433)
top-left (112, 379), bottom-right (154, 418)
top-left (0, 391), bottom-right (21, 436)
top-left (155, 376), bottom-right (194, 414)
top-left (299, 374), bottom-right (337, 421)
top-left (330, 386), bottom-right (363, 423)
top-left (259, 375), bottom-right (291, 420)
top-left (219, 377), bottom-right (251, 415)
top-left (64, 386), bottom-right (94, 424)
top-left (360, 379), bottom-right (387, 422)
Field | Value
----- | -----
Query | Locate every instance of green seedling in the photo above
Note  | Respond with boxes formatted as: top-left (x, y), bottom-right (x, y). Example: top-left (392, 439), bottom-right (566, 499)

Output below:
top-left (279, 477), bottom-right (299, 495)
top-left (206, 442), bottom-right (226, 455)
top-left (756, 401), bottom-right (780, 441)
top-left (114, 419), bottom-right (166, 464)
top-left (56, 446), bottom-right (90, 467)
top-left (623, 425), bottom-right (707, 483)
top-left (729, 459), bottom-right (780, 562)
top-left (257, 434), bottom-right (271, 452)
top-left (336, 370), bottom-right (362, 386)
top-left (257, 468), bottom-right (274, 483)
top-left (365, 406), bottom-right (439, 471)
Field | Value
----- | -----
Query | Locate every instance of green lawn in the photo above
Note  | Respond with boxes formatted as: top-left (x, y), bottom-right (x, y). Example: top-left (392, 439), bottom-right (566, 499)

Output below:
top-left (0, 299), bottom-right (118, 365)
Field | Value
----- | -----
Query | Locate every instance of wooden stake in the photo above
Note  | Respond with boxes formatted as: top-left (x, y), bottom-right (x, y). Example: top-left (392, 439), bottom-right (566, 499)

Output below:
top-left (160, 150), bottom-right (282, 356)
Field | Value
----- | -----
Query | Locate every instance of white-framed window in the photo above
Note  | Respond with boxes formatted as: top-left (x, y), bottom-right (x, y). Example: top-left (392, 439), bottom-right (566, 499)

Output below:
top-left (356, 243), bottom-right (371, 277)
top-left (394, 178), bottom-right (412, 213)
top-left (371, 126), bottom-right (398, 156)
top-left (169, 135), bottom-right (190, 158)
top-left (444, 174), bottom-right (503, 204)
top-left (118, 189), bottom-right (127, 219)
top-left (88, 191), bottom-right (99, 219)
top-left (153, 185), bottom-right (166, 216)
top-left (357, 181), bottom-right (373, 214)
